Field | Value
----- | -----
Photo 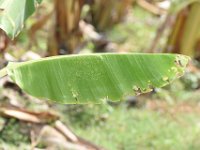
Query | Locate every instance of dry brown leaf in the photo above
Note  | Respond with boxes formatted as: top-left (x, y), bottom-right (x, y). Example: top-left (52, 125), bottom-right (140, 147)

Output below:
top-left (35, 125), bottom-right (88, 150)
top-left (55, 120), bottom-right (78, 142)
top-left (0, 108), bottom-right (41, 123)
top-left (137, 0), bottom-right (167, 15)
top-left (0, 107), bottom-right (59, 123)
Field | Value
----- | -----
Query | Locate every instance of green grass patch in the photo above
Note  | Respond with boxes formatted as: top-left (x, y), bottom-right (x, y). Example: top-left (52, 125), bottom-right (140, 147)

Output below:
top-left (63, 104), bottom-right (200, 150)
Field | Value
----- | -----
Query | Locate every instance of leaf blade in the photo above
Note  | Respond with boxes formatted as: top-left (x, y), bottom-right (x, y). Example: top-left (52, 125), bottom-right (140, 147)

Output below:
top-left (0, 0), bottom-right (39, 38)
top-left (6, 53), bottom-right (190, 104)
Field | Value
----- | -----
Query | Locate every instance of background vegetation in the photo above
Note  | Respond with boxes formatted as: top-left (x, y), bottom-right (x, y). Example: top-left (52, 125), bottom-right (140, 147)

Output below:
top-left (1, 0), bottom-right (200, 149)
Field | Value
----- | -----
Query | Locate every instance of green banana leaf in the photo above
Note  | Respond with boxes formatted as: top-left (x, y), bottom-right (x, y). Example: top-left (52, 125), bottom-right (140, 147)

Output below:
top-left (0, 0), bottom-right (41, 39)
top-left (0, 53), bottom-right (189, 104)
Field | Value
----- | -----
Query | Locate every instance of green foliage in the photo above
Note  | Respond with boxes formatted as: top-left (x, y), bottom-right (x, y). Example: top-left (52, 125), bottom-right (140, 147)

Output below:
top-left (71, 106), bottom-right (200, 150)
top-left (0, 0), bottom-right (41, 39)
top-left (2, 53), bottom-right (189, 104)
top-left (0, 119), bottom-right (29, 146)
top-left (182, 71), bottom-right (200, 90)
top-left (59, 103), bottom-right (113, 128)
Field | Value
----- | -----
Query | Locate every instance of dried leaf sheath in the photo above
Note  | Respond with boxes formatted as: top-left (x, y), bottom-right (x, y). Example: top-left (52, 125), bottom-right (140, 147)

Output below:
top-left (5, 53), bottom-right (189, 104)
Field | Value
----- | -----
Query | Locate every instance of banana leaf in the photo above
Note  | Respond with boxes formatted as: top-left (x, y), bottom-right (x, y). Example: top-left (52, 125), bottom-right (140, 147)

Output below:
top-left (0, 0), bottom-right (41, 39)
top-left (0, 53), bottom-right (189, 104)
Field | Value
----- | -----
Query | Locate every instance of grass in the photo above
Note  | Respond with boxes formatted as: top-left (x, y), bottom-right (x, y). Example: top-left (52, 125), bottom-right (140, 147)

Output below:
top-left (0, 118), bottom-right (30, 150)
top-left (1, 100), bottom-right (200, 150)
top-left (65, 104), bottom-right (200, 150)
top-left (1, 80), bottom-right (200, 150)
top-left (58, 75), bottom-right (200, 150)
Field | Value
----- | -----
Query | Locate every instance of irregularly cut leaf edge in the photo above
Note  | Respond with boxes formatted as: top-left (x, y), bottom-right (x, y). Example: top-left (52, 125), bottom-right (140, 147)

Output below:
top-left (2, 53), bottom-right (190, 104)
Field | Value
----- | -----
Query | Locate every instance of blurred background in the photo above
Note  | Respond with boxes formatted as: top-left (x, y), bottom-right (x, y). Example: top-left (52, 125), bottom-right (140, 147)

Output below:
top-left (1, 0), bottom-right (200, 149)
